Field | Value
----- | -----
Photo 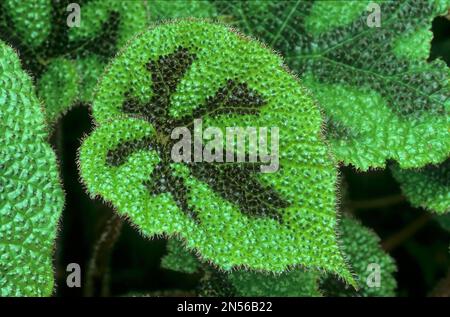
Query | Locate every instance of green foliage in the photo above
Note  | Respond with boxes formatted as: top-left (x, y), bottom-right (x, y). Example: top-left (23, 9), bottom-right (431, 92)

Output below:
top-left (214, 0), bottom-right (450, 170)
top-left (150, 0), bottom-right (217, 20)
top-left (79, 20), bottom-right (354, 285)
top-left (162, 238), bottom-right (321, 296)
top-left (392, 160), bottom-right (450, 214)
top-left (162, 217), bottom-right (396, 296)
top-left (0, 41), bottom-right (64, 296)
top-left (0, 0), bottom-right (148, 124)
top-left (2, 1), bottom-right (447, 297)
top-left (227, 270), bottom-right (321, 297)
top-left (198, 268), bottom-right (321, 297)
top-left (161, 239), bottom-right (200, 274)
top-left (320, 217), bottom-right (397, 297)
top-left (37, 58), bottom-right (79, 122)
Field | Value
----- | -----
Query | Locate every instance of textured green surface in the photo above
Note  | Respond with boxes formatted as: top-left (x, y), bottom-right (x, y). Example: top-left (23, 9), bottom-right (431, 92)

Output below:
top-left (150, 0), bottom-right (217, 20)
top-left (215, 0), bottom-right (450, 170)
top-left (227, 270), bottom-right (320, 297)
top-left (392, 160), bottom-right (450, 214)
top-left (79, 21), bottom-right (354, 284)
top-left (161, 239), bottom-right (200, 274)
top-left (304, 0), bottom-right (371, 35)
top-left (320, 217), bottom-right (397, 297)
top-left (0, 41), bottom-right (64, 296)
top-left (163, 238), bottom-right (321, 296)
top-left (37, 58), bottom-right (79, 122)
top-left (0, 0), bottom-right (147, 124)
top-left (199, 268), bottom-right (321, 297)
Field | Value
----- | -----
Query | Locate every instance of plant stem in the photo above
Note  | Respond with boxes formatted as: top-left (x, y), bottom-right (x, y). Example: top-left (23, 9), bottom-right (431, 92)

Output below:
top-left (381, 213), bottom-right (431, 252)
top-left (84, 213), bottom-right (123, 297)
top-left (348, 194), bottom-right (406, 210)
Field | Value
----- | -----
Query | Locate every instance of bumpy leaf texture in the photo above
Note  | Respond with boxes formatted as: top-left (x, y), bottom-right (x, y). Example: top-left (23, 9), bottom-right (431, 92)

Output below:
top-left (0, 0), bottom-right (147, 123)
top-left (162, 239), bottom-right (321, 297)
top-left (391, 159), bottom-right (450, 214)
top-left (161, 238), bottom-right (200, 274)
top-left (200, 268), bottom-right (321, 297)
top-left (213, 0), bottom-right (450, 170)
top-left (320, 217), bottom-right (397, 297)
top-left (0, 41), bottom-right (64, 296)
top-left (163, 216), bottom-right (396, 296)
top-left (150, 0), bottom-right (218, 20)
top-left (234, 271), bottom-right (320, 296)
top-left (79, 20), bottom-right (355, 285)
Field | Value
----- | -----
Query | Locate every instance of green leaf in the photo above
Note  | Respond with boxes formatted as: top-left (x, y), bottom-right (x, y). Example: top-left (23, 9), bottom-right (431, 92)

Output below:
top-left (79, 20), bottom-right (354, 285)
top-left (0, 0), bottom-right (148, 124)
top-left (199, 268), bottom-right (321, 297)
top-left (37, 58), bottom-right (79, 122)
top-left (391, 159), bottom-right (450, 214)
top-left (0, 41), bottom-right (64, 296)
top-left (227, 270), bottom-right (321, 297)
top-left (176, 216), bottom-right (397, 296)
top-left (162, 239), bottom-right (321, 296)
top-left (214, 0), bottom-right (450, 170)
top-left (161, 238), bottom-right (200, 274)
top-left (150, 0), bottom-right (218, 20)
top-left (320, 217), bottom-right (397, 297)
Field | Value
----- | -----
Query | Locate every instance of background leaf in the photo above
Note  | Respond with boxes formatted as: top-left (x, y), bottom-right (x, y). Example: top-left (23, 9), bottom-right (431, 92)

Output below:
top-left (0, 0), bottom-right (148, 124)
top-left (161, 238), bottom-right (200, 275)
top-left (150, 0), bottom-right (218, 20)
top-left (320, 217), bottom-right (397, 297)
top-left (213, 0), bottom-right (450, 170)
top-left (161, 222), bottom-right (397, 297)
top-left (199, 268), bottom-right (321, 297)
top-left (391, 159), bottom-right (450, 214)
top-left (435, 213), bottom-right (450, 232)
top-left (162, 238), bottom-right (321, 297)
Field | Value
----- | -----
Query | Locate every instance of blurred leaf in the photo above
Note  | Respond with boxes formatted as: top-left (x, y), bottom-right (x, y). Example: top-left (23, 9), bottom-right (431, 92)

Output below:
top-left (435, 213), bottom-right (450, 231)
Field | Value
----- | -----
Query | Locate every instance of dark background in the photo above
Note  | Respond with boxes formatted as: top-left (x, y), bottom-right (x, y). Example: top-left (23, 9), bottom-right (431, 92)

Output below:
top-left (52, 16), bottom-right (450, 297)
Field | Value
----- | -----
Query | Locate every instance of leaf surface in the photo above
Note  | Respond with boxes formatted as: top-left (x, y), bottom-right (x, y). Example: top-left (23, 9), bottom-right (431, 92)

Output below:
top-left (0, 0), bottom-right (148, 123)
top-left (320, 217), bottom-right (397, 297)
top-left (150, 0), bottom-right (217, 20)
top-left (161, 238), bottom-right (200, 274)
top-left (79, 20), bottom-right (354, 284)
top-left (392, 159), bottom-right (450, 214)
top-left (162, 239), bottom-right (321, 296)
top-left (163, 218), bottom-right (396, 296)
top-left (214, 0), bottom-right (450, 169)
top-left (0, 41), bottom-right (64, 296)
